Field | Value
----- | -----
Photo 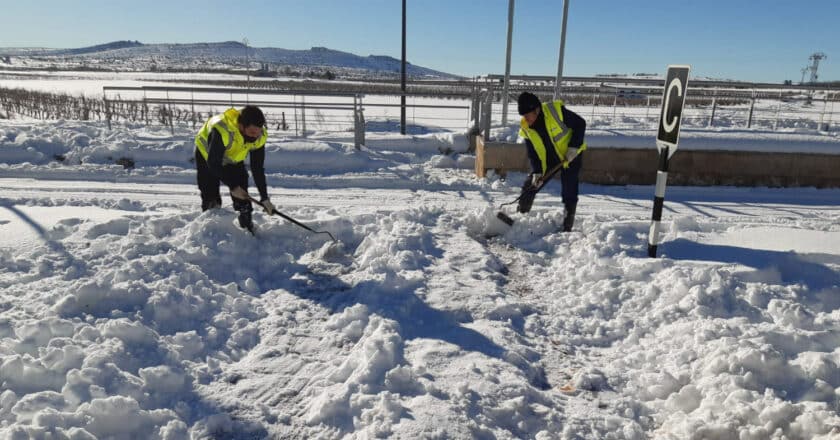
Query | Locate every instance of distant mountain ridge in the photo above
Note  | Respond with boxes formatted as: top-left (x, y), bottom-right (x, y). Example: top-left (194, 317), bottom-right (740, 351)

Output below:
top-left (0, 40), bottom-right (457, 79)
top-left (49, 40), bottom-right (145, 56)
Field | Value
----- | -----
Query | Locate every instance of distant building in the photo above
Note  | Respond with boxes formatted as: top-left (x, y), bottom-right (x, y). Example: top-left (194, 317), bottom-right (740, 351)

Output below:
top-left (255, 63), bottom-right (274, 77)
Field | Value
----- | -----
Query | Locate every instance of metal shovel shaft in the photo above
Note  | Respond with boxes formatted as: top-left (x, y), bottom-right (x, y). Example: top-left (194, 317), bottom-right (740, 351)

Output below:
top-left (248, 196), bottom-right (337, 242)
top-left (496, 161), bottom-right (567, 214)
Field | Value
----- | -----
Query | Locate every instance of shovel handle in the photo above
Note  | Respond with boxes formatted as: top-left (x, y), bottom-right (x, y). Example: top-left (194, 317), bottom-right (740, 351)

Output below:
top-left (248, 196), bottom-right (337, 242)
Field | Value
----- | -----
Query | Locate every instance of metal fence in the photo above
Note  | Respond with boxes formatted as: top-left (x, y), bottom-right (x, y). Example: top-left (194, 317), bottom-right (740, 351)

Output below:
top-left (480, 84), bottom-right (839, 136)
top-left (103, 86), bottom-right (472, 149)
top-left (101, 83), bottom-right (839, 151)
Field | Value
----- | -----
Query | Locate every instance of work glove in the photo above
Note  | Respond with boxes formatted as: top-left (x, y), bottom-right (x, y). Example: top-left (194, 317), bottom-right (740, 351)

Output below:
top-left (260, 199), bottom-right (275, 215)
top-left (529, 173), bottom-right (542, 189)
top-left (565, 147), bottom-right (579, 164)
top-left (230, 186), bottom-right (249, 200)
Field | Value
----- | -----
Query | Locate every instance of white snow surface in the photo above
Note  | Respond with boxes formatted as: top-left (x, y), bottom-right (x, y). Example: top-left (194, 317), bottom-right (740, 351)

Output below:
top-left (1, 116), bottom-right (839, 440)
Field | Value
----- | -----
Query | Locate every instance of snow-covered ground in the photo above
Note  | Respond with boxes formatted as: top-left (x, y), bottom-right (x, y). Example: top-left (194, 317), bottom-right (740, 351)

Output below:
top-left (1, 107), bottom-right (839, 439)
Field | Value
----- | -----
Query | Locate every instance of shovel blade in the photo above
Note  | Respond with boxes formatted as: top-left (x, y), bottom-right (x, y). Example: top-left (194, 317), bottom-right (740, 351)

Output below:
top-left (496, 211), bottom-right (514, 226)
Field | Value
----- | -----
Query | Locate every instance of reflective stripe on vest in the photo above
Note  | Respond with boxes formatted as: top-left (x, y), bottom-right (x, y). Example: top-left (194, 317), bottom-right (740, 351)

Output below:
top-left (545, 103), bottom-right (570, 144)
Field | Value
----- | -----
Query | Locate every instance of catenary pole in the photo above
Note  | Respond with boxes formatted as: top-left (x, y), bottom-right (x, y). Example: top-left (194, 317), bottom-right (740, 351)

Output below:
top-left (243, 37), bottom-right (250, 103)
top-left (554, 0), bottom-right (570, 99)
top-left (501, 0), bottom-right (514, 125)
top-left (400, 0), bottom-right (407, 135)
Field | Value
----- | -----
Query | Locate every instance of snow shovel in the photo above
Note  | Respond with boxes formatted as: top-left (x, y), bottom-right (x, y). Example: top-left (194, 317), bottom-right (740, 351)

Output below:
top-left (249, 197), bottom-right (352, 265)
top-left (496, 161), bottom-right (567, 227)
top-left (249, 196), bottom-right (337, 242)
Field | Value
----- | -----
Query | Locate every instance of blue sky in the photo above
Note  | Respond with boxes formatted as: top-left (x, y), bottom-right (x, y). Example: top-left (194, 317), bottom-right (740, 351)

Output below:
top-left (2, 0), bottom-right (838, 83)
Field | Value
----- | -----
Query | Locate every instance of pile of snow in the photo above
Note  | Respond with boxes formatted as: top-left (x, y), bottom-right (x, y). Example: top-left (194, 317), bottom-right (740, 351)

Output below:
top-left (0, 120), bottom-right (473, 182)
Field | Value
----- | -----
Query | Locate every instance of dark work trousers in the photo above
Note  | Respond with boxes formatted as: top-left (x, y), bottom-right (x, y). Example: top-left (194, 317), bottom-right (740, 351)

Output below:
top-left (518, 153), bottom-right (583, 215)
top-left (195, 149), bottom-right (253, 227)
top-left (559, 153), bottom-right (583, 210)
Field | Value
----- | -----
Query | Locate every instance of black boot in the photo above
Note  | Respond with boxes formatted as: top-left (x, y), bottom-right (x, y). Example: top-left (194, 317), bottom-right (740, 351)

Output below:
top-left (239, 211), bottom-right (254, 234)
top-left (517, 177), bottom-right (538, 214)
top-left (234, 200), bottom-right (255, 234)
top-left (201, 197), bottom-right (222, 212)
top-left (517, 190), bottom-right (537, 214)
top-left (562, 204), bottom-right (576, 232)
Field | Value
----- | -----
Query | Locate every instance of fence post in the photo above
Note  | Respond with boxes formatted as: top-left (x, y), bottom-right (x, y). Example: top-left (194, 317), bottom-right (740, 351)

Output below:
top-left (301, 96), bottom-right (307, 138)
top-left (470, 84), bottom-right (480, 131)
top-left (191, 90), bottom-right (196, 129)
top-left (481, 91), bottom-right (492, 140)
top-left (773, 90), bottom-right (782, 131)
top-left (612, 92), bottom-right (618, 124)
top-left (293, 97), bottom-right (299, 137)
top-left (818, 91), bottom-right (829, 131)
top-left (104, 93), bottom-right (112, 131)
top-left (471, 96), bottom-right (479, 132)
top-left (359, 106), bottom-right (366, 149)
top-left (708, 95), bottom-right (717, 128)
top-left (354, 94), bottom-right (365, 150)
top-left (747, 93), bottom-right (756, 129)
top-left (142, 90), bottom-right (149, 125)
top-left (166, 91), bottom-right (174, 135)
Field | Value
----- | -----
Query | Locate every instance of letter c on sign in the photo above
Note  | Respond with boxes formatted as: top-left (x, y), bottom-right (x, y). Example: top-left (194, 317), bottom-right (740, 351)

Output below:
top-left (662, 78), bottom-right (682, 133)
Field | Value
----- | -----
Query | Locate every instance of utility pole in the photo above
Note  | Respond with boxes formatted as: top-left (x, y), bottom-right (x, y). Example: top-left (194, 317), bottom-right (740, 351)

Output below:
top-left (243, 38), bottom-right (251, 97)
top-left (808, 52), bottom-right (827, 84)
top-left (501, 0), bottom-right (514, 125)
top-left (400, 0), bottom-right (407, 135)
top-left (553, 0), bottom-right (570, 99)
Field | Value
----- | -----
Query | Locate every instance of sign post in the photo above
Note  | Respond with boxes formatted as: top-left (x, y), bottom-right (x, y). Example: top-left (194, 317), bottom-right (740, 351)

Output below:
top-left (648, 65), bottom-right (690, 258)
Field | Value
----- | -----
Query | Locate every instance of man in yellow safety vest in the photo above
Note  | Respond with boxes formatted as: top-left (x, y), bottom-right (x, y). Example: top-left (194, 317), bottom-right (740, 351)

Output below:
top-left (516, 92), bottom-right (587, 232)
top-left (194, 105), bottom-right (274, 233)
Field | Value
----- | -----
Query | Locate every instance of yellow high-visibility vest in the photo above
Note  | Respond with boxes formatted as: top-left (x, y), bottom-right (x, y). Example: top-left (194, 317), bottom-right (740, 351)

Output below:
top-left (519, 100), bottom-right (587, 172)
top-left (195, 108), bottom-right (267, 164)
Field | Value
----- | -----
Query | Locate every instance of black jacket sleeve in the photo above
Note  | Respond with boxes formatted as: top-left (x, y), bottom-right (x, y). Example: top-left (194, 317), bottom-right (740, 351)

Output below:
top-left (524, 139), bottom-right (542, 175)
top-left (562, 107), bottom-right (586, 149)
top-left (206, 129), bottom-right (238, 188)
top-left (250, 147), bottom-right (269, 201)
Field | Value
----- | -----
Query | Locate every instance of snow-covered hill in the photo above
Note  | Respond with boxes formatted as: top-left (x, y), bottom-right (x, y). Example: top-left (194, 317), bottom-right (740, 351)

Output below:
top-left (0, 41), bottom-right (457, 79)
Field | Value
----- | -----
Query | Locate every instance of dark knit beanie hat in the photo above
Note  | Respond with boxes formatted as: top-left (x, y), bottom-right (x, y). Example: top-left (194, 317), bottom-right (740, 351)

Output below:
top-left (517, 92), bottom-right (541, 115)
